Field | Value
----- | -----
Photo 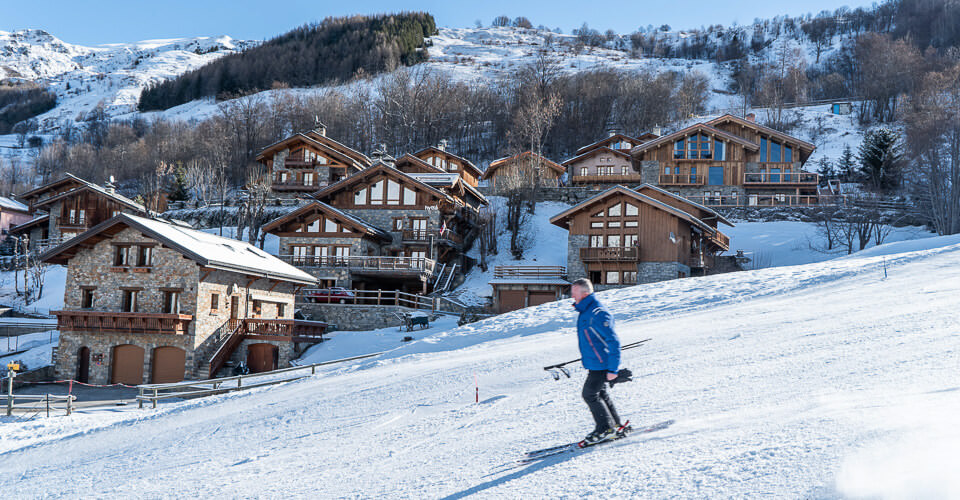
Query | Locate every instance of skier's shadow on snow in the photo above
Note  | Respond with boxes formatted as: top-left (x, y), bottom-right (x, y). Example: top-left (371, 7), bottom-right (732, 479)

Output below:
top-left (442, 452), bottom-right (579, 500)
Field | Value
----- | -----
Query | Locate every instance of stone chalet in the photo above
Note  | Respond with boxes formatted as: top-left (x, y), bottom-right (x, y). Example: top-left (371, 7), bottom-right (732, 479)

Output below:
top-left (256, 125), bottom-right (372, 197)
top-left (11, 174), bottom-right (149, 253)
top-left (564, 132), bottom-right (660, 187)
top-left (550, 184), bottom-right (733, 289)
top-left (42, 213), bottom-right (324, 385)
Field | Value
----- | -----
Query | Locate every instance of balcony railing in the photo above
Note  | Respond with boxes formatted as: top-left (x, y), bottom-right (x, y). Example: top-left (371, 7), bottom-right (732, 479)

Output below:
top-left (659, 174), bottom-right (705, 186)
top-left (56, 216), bottom-right (88, 229)
top-left (53, 310), bottom-right (193, 335)
top-left (686, 194), bottom-right (842, 208)
top-left (580, 247), bottom-right (641, 262)
top-left (243, 318), bottom-right (327, 340)
top-left (706, 231), bottom-right (730, 250)
top-left (743, 171), bottom-right (818, 185)
top-left (401, 229), bottom-right (463, 245)
top-left (493, 266), bottom-right (567, 280)
top-left (282, 157), bottom-right (323, 168)
top-left (571, 173), bottom-right (645, 184)
top-left (280, 255), bottom-right (436, 274)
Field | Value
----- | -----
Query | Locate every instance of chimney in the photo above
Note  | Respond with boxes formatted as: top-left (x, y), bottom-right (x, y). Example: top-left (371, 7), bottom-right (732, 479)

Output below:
top-left (745, 113), bottom-right (756, 123)
top-left (105, 175), bottom-right (116, 194)
top-left (371, 144), bottom-right (395, 167)
top-left (438, 139), bottom-right (448, 152)
top-left (608, 131), bottom-right (616, 138)
top-left (314, 116), bottom-right (327, 137)
top-left (651, 125), bottom-right (662, 137)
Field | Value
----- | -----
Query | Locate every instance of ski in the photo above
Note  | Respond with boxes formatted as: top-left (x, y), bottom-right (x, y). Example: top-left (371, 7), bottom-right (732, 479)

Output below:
top-left (518, 419), bottom-right (674, 464)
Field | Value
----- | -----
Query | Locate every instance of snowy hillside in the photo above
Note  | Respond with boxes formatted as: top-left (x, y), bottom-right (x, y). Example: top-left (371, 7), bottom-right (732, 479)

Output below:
top-left (3, 234), bottom-right (960, 497)
top-left (0, 29), bottom-right (255, 130)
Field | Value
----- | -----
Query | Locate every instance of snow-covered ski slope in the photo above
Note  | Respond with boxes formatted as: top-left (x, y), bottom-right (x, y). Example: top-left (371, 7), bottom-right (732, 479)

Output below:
top-left (3, 235), bottom-right (960, 497)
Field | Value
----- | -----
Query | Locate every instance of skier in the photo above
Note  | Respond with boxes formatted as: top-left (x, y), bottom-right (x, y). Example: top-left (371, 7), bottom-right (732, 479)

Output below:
top-left (571, 278), bottom-right (623, 444)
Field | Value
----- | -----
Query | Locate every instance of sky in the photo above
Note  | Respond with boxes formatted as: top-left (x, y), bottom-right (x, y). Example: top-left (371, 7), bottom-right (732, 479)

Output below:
top-left (2, 0), bottom-right (880, 45)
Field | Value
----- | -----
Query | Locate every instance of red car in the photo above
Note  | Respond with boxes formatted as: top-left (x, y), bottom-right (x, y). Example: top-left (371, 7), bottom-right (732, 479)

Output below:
top-left (303, 287), bottom-right (355, 304)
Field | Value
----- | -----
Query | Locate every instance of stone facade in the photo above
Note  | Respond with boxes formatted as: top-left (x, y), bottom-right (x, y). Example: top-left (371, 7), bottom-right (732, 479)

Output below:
top-left (566, 234), bottom-right (590, 282)
top-left (299, 303), bottom-right (429, 331)
top-left (636, 261), bottom-right (689, 284)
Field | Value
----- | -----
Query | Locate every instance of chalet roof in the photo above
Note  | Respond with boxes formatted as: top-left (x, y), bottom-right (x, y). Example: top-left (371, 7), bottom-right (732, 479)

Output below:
top-left (488, 277), bottom-right (571, 286)
top-left (549, 185), bottom-right (718, 235)
top-left (395, 153), bottom-right (446, 175)
top-left (31, 178), bottom-right (148, 214)
top-left (482, 151), bottom-right (565, 180)
top-left (41, 213), bottom-right (316, 285)
top-left (312, 163), bottom-right (455, 205)
top-left (574, 133), bottom-right (647, 156)
top-left (707, 114), bottom-right (816, 152)
top-left (629, 123), bottom-right (761, 157)
top-left (16, 173), bottom-right (87, 203)
top-left (412, 146), bottom-right (483, 177)
top-left (561, 146), bottom-right (632, 167)
top-left (633, 183), bottom-right (734, 227)
top-left (407, 172), bottom-right (489, 206)
top-left (256, 132), bottom-right (372, 168)
top-left (261, 201), bottom-right (392, 241)
top-left (0, 196), bottom-right (29, 213)
top-left (8, 214), bottom-right (48, 235)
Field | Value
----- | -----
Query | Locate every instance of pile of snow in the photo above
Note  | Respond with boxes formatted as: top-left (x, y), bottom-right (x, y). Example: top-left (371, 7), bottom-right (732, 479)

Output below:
top-left (0, 329), bottom-right (59, 372)
top-left (2, 232), bottom-right (960, 496)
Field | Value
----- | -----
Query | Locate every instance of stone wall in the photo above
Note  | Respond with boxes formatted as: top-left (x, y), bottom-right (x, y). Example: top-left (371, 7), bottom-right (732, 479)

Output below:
top-left (566, 234), bottom-right (590, 281)
top-left (298, 303), bottom-right (433, 331)
top-left (637, 261), bottom-right (689, 284)
top-left (55, 331), bottom-right (196, 385)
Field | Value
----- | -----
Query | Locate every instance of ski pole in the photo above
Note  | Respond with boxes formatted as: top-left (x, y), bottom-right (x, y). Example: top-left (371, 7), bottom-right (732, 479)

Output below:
top-left (543, 338), bottom-right (651, 379)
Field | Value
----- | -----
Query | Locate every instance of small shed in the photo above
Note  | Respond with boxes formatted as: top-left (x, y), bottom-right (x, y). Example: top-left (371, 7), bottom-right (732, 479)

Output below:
top-left (831, 103), bottom-right (852, 115)
top-left (489, 266), bottom-right (569, 313)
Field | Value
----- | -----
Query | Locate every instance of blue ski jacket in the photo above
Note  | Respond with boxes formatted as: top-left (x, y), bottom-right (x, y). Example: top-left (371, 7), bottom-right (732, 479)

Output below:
top-left (574, 293), bottom-right (620, 373)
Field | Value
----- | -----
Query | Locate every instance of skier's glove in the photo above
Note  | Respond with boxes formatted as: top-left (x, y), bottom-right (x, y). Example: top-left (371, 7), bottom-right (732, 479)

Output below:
top-left (608, 368), bottom-right (633, 387)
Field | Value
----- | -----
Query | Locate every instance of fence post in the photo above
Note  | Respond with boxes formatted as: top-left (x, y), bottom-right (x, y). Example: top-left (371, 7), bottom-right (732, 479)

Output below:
top-left (237, 376), bottom-right (243, 390)
top-left (138, 386), bottom-right (144, 409)
top-left (153, 388), bottom-right (158, 409)
top-left (46, 394), bottom-right (50, 418)
top-left (6, 369), bottom-right (13, 417)
top-left (377, 289), bottom-right (381, 306)
top-left (311, 365), bottom-right (316, 375)
top-left (395, 290), bottom-right (399, 306)
top-left (66, 395), bottom-right (73, 416)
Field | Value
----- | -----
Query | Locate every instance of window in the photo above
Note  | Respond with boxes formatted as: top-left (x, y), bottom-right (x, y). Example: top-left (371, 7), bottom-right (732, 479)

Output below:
top-left (608, 204), bottom-right (621, 217)
top-left (114, 246), bottom-right (130, 266)
top-left (303, 172), bottom-right (315, 186)
top-left (624, 234), bottom-right (638, 246)
top-left (663, 166), bottom-right (670, 175)
top-left (590, 222), bottom-right (603, 229)
top-left (606, 235), bottom-right (621, 247)
top-left (354, 188), bottom-right (367, 205)
top-left (393, 218), bottom-right (404, 231)
top-left (81, 288), bottom-right (95, 309)
top-left (386, 180), bottom-right (401, 205)
top-left (163, 291), bottom-right (181, 314)
top-left (277, 303), bottom-right (285, 318)
top-left (590, 235), bottom-right (604, 247)
top-left (581, 167), bottom-right (589, 176)
top-left (608, 221), bottom-right (621, 228)
top-left (252, 300), bottom-right (262, 317)
top-left (211, 293), bottom-right (220, 312)
top-left (714, 140), bottom-right (725, 161)
top-left (625, 203), bottom-right (638, 216)
top-left (592, 211), bottom-right (603, 218)
top-left (121, 290), bottom-right (138, 313)
top-left (136, 246), bottom-right (152, 267)
top-left (770, 141), bottom-right (781, 162)
top-left (370, 180), bottom-right (384, 205)
top-left (621, 166), bottom-right (628, 175)
top-left (708, 166), bottom-right (724, 185)
top-left (622, 271), bottom-right (638, 284)
top-left (760, 137), bottom-right (768, 161)
top-left (674, 139), bottom-right (685, 159)
top-left (403, 187), bottom-right (416, 205)
top-left (625, 221), bottom-right (638, 228)
top-left (784, 145), bottom-right (793, 162)
top-left (605, 271), bottom-right (620, 284)
top-left (325, 219), bottom-right (338, 233)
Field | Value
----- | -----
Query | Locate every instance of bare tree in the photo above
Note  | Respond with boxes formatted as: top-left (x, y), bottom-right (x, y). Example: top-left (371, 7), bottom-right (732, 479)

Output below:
top-left (237, 164), bottom-right (271, 247)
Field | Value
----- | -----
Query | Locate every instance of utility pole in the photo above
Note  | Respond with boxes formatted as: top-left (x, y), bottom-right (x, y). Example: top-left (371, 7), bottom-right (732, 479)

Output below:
top-left (6, 362), bottom-right (17, 416)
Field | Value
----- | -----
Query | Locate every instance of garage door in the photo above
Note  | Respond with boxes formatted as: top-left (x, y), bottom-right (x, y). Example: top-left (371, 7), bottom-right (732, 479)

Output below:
top-left (111, 344), bottom-right (145, 385)
top-left (528, 291), bottom-right (558, 307)
top-left (247, 343), bottom-right (279, 373)
top-left (151, 346), bottom-right (186, 383)
top-left (499, 290), bottom-right (526, 313)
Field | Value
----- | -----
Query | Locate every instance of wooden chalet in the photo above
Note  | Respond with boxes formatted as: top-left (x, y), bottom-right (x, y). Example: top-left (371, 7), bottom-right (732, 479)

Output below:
top-left (265, 162), bottom-right (487, 293)
top-left (42, 213), bottom-right (323, 385)
top-left (256, 125), bottom-right (372, 196)
top-left (550, 185), bottom-right (732, 288)
top-left (12, 174), bottom-right (149, 252)
top-left (573, 132), bottom-right (658, 157)
top-left (411, 143), bottom-right (483, 187)
top-left (481, 151), bottom-right (566, 190)
top-left (630, 114), bottom-right (820, 207)
top-left (489, 266), bottom-right (569, 313)
top-left (563, 147), bottom-right (640, 186)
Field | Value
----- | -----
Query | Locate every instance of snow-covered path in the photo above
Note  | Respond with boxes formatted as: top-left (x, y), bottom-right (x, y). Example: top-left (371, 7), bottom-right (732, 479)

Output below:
top-left (3, 237), bottom-right (960, 498)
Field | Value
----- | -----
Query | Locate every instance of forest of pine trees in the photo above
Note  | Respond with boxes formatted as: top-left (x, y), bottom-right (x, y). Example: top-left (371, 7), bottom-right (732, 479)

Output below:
top-left (138, 13), bottom-right (436, 111)
top-left (0, 83), bottom-right (56, 134)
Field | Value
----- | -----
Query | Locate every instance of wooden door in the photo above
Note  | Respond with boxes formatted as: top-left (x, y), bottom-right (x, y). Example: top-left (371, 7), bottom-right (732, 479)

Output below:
top-left (499, 290), bottom-right (526, 313)
top-left (76, 346), bottom-right (90, 383)
top-left (230, 296), bottom-right (239, 320)
top-left (111, 344), bottom-right (145, 385)
top-left (247, 343), bottom-right (279, 373)
top-left (528, 291), bottom-right (558, 308)
top-left (151, 346), bottom-right (186, 383)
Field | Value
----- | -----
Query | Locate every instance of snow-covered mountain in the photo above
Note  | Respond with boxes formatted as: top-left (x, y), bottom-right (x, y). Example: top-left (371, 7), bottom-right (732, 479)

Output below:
top-left (0, 29), bottom-right (256, 129)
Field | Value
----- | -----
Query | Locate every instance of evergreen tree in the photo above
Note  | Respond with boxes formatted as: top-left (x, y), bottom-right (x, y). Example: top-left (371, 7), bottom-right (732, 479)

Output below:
top-left (168, 166), bottom-right (191, 202)
top-left (816, 157), bottom-right (835, 184)
top-left (857, 128), bottom-right (904, 193)
top-left (837, 144), bottom-right (856, 182)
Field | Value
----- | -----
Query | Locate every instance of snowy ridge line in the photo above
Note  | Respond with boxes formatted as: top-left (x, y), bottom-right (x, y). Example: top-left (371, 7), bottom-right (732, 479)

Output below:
top-left (363, 238), bottom-right (960, 366)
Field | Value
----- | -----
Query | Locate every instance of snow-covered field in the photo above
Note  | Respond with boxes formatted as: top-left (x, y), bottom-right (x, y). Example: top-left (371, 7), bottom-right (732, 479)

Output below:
top-left (2, 233), bottom-right (959, 497)
top-left (0, 329), bottom-right (58, 371)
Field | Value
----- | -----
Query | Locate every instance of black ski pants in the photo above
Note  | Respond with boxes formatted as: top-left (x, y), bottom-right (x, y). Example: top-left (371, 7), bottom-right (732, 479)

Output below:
top-left (582, 370), bottom-right (621, 432)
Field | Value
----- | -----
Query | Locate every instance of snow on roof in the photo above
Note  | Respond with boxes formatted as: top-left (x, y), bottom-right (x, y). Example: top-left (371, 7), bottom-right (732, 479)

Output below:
top-left (0, 196), bottom-right (29, 212)
top-left (488, 278), bottom-right (571, 286)
top-left (408, 173), bottom-right (460, 187)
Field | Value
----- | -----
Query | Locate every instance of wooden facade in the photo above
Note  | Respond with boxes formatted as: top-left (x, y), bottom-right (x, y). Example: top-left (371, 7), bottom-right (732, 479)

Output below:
top-left (412, 145), bottom-right (483, 187)
top-left (551, 186), bottom-right (732, 287)
top-left (256, 128), bottom-right (372, 195)
top-left (482, 151), bottom-right (566, 190)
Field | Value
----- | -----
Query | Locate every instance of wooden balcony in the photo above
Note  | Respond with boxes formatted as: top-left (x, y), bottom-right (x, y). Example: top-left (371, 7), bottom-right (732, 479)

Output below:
top-left (272, 176), bottom-right (327, 191)
top-left (56, 216), bottom-right (89, 230)
top-left (401, 229), bottom-right (463, 245)
top-left (280, 255), bottom-right (436, 276)
top-left (493, 266), bottom-right (567, 280)
top-left (580, 247), bottom-right (641, 262)
top-left (570, 173), bottom-right (645, 184)
top-left (743, 170), bottom-right (818, 187)
top-left (53, 310), bottom-right (193, 335)
top-left (706, 231), bottom-right (730, 251)
top-left (659, 174), bottom-right (705, 186)
top-left (283, 157), bottom-right (321, 168)
top-left (243, 318), bottom-right (327, 341)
